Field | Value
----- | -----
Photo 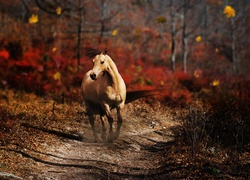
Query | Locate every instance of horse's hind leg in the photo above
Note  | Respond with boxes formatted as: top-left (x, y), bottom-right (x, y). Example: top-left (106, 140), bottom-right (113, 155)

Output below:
top-left (100, 115), bottom-right (106, 141)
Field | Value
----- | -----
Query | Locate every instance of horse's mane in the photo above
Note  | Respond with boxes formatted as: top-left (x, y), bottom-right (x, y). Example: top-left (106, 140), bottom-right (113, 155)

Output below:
top-left (85, 47), bottom-right (107, 59)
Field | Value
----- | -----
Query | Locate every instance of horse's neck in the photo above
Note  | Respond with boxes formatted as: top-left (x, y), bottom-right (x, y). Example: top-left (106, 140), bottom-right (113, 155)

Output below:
top-left (107, 59), bottom-right (122, 91)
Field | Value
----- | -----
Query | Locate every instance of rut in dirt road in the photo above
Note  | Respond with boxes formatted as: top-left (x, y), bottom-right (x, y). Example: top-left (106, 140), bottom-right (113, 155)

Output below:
top-left (17, 101), bottom-right (179, 179)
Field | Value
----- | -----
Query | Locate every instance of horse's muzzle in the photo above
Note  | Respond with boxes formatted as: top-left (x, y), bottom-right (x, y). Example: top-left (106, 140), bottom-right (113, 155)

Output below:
top-left (90, 73), bottom-right (97, 80)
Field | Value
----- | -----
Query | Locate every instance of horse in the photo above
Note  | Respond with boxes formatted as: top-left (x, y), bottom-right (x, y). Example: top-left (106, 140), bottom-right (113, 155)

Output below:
top-left (81, 48), bottom-right (126, 142)
top-left (81, 48), bottom-right (167, 142)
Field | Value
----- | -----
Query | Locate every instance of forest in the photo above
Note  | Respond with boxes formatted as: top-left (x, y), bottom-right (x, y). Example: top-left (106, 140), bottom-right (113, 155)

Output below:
top-left (0, 0), bottom-right (249, 179)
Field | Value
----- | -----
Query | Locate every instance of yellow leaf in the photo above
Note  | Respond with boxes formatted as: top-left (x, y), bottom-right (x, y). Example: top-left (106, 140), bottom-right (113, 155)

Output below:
top-left (194, 69), bottom-right (202, 78)
top-left (56, 7), bottom-right (62, 15)
top-left (223, 6), bottom-right (236, 19)
top-left (156, 16), bottom-right (166, 24)
top-left (212, 80), bottom-right (220, 86)
top-left (29, 14), bottom-right (38, 24)
top-left (215, 48), bottom-right (219, 53)
top-left (112, 29), bottom-right (118, 36)
top-left (196, 36), bottom-right (202, 43)
top-left (160, 80), bottom-right (164, 86)
top-left (52, 47), bottom-right (57, 52)
top-left (53, 72), bottom-right (61, 80)
top-left (194, 71), bottom-right (199, 78)
top-left (135, 29), bottom-right (141, 35)
top-left (168, 42), bottom-right (172, 50)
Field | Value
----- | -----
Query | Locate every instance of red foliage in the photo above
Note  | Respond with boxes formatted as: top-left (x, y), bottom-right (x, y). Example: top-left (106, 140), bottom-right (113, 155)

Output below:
top-left (0, 50), bottom-right (9, 59)
top-left (144, 67), bottom-right (168, 86)
top-left (174, 70), bottom-right (190, 81)
top-left (0, 39), bottom-right (249, 104)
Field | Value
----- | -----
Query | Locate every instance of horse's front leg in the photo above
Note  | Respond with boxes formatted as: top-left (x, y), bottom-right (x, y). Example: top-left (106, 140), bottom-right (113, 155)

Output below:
top-left (103, 104), bottom-right (114, 142)
top-left (100, 115), bottom-right (106, 141)
top-left (114, 106), bottom-right (123, 140)
top-left (87, 113), bottom-right (98, 142)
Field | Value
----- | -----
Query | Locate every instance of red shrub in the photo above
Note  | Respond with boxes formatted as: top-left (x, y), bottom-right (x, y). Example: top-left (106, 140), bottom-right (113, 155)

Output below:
top-left (144, 67), bottom-right (168, 87)
top-left (0, 50), bottom-right (9, 59)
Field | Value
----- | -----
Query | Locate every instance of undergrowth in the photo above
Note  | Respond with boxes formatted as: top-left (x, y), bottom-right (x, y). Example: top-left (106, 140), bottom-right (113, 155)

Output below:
top-left (168, 91), bottom-right (250, 178)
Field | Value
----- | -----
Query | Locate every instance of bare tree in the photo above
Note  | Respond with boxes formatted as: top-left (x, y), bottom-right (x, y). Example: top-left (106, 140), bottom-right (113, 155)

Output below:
top-left (99, 0), bottom-right (106, 42)
top-left (182, 0), bottom-right (189, 73)
top-left (77, 0), bottom-right (84, 71)
top-left (34, 0), bottom-right (85, 69)
top-left (170, 0), bottom-right (176, 71)
top-left (230, 16), bottom-right (236, 71)
top-left (181, 0), bottom-right (202, 73)
top-left (98, 0), bottom-right (121, 42)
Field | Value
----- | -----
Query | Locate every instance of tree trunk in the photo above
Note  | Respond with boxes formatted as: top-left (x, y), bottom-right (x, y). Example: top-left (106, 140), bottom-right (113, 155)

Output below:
top-left (231, 17), bottom-right (236, 72)
top-left (182, 37), bottom-right (188, 73)
top-left (77, 4), bottom-right (84, 71)
top-left (170, 0), bottom-right (176, 72)
top-left (182, 0), bottom-right (188, 73)
top-left (99, 0), bottom-right (106, 43)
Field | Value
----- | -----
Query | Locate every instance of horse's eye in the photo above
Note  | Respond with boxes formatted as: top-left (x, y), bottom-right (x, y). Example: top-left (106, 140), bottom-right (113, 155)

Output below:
top-left (101, 61), bottom-right (104, 64)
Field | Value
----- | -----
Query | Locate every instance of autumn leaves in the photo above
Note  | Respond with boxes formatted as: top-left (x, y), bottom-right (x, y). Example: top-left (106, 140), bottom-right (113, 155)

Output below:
top-left (29, 6), bottom-right (62, 24)
top-left (223, 5), bottom-right (236, 19)
top-left (195, 5), bottom-right (235, 44)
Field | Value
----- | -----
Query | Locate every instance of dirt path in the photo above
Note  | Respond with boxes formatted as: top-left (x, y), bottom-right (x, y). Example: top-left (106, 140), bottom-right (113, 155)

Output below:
top-left (2, 90), bottom-right (250, 179)
top-left (0, 92), bottom-right (180, 179)
top-left (26, 126), bottom-right (176, 179)
top-left (0, 92), bottom-right (178, 180)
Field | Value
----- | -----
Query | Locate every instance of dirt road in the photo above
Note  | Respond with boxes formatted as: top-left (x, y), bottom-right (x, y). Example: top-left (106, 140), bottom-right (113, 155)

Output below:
top-left (0, 92), bottom-right (180, 180)
top-left (2, 90), bottom-right (248, 179)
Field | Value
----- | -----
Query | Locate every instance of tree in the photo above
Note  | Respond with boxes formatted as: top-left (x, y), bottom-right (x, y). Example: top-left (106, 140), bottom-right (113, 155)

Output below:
top-left (77, 0), bottom-right (84, 71)
top-left (223, 5), bottom-right (236, 71)
top-left (170, 0), bottom-right (176, 71)
top-left (182, 0), bottom-right (189, 73)
top-left (181, 0), bottom-right (202, 73)
top-left (34, 0), bottom-right (85, 69)
top-left (87, 0), bottom-right (122, 43)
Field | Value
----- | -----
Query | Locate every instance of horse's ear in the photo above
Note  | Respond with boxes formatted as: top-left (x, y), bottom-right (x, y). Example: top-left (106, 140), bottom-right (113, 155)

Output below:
top-left (103, 48), bottom-right (108, 55)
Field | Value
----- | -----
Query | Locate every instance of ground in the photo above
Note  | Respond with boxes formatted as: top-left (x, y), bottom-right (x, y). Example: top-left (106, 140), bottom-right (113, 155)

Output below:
top-left (0, 89), bottom-right (181, 180)
top-left (0, 89), bottom-right (249, 179)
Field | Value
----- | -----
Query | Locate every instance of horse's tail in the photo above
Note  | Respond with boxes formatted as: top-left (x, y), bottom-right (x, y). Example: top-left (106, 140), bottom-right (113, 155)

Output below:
top-left (125, 89), bottom-right (167, 104)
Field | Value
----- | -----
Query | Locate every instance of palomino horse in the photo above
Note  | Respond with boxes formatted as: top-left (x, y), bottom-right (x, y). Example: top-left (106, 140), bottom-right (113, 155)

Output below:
top-left (81, 48), bottom-right (126, 142)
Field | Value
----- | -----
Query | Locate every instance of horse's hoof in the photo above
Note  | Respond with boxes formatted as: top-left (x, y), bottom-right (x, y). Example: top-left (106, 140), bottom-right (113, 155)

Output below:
top-left (113, 130), bottom-right (121, 140)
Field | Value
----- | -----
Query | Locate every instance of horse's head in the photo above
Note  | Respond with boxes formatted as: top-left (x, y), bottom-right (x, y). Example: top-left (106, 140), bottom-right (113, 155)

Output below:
top-left (90, 48), bottom-right (110, 80)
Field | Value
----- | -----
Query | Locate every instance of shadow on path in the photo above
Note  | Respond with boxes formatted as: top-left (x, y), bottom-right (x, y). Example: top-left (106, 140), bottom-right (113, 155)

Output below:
top-left (21, 123), bottom-right (84, 141)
